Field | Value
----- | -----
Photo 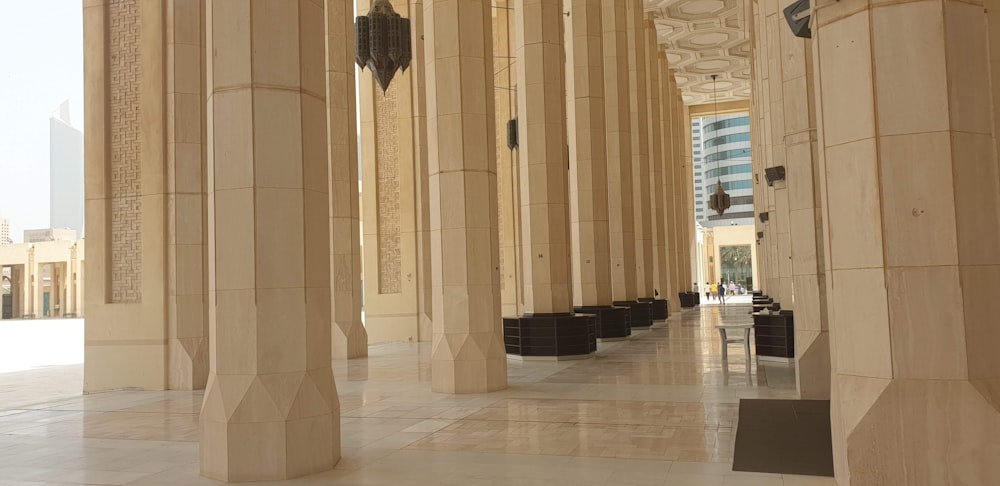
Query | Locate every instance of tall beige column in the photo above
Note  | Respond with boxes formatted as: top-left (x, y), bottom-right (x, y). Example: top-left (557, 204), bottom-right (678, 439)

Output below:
top-left (513, 0), bottom-right (572, 315)
top-left (813, 1), bottom-right (1000, 483)
top-left (424, 0), bottom-right (507, 393)
top-left (662, 71), bottom-right (681, 311)
top-left (505, 0), bottom-right (598, 357)
top-left (565, 0), bottom-right (629, 338)
top-left (166, 0), bottom-right (209, 390)
top-left (681, 104), bottom-right (695, 292)
top-left (671, 84), bottom-right (687, 305)
top-left (645, 21), bottom-right (669, 312)
top-left (566, 0), bottom-right (611, 308)
top-left (411, 0), bottom-right (433, 343)
top-left (494, 0), bottom-right (523, 318)
top-left (601, 0), bottom-right (648, 328)
top-left (326, 0), bottom-right (368, 359)
top-left (201, 1), bottom-right (340, 480)
top-left (625, 0), bottom-right (654, 304)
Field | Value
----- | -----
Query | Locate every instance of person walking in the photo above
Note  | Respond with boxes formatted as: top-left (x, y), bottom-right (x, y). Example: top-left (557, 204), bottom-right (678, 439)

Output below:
top-left (718, 280), bottom-right (726, 305)
top-left (710, 282), bottom-right (718, 301)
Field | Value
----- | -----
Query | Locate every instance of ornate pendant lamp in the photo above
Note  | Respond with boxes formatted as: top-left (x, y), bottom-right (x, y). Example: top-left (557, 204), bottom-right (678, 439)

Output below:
top-left (355, 0), bottom-right (412, 94)
top-left (708, 74), bottom-right (731, 216)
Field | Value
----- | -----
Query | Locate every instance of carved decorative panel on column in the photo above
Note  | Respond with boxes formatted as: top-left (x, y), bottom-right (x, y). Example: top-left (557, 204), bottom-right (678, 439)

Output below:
top-left (108, 0), bottom-right (142, 304)
top-left (376, 83), bottom-right (402, 294)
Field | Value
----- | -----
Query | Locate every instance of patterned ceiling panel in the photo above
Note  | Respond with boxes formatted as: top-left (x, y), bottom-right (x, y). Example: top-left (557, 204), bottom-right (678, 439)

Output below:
top-left (645, 0), bottom-right (750, 106)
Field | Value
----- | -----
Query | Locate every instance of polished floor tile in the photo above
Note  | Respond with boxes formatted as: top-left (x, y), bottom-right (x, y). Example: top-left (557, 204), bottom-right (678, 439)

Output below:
top-left (0, 305), bottom-right (835, 485)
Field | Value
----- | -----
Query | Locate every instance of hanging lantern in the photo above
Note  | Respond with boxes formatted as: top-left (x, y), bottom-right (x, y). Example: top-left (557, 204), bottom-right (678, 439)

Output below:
top-left (707, 74), bottom-right (731, 216)
top-left (709, 179), bottom-right (731, 216)
top-left (356, 0), bottom-right (412, 94)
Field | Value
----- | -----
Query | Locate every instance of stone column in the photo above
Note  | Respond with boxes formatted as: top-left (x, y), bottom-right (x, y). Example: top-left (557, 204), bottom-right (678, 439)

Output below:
top-left (681, 104), bottom-right (695, 293)
top-left (410, 0), bottom-right (433, 341)
top-left (504, 0), bottom-right (597, 358)
top-left (326, 0), bottom-right (369, 359)
top-left (813, 1), bottom-right (1000, 483)
top-left (625, 0), bottom-right (655, 312)
top-left (662, 71), bottom-right (681, 311)
top-left (645, 20), bottom-right (669, 318)
top-left (166, 0), bottom-right (209, 390)
top-left (601, 0), bottom-right (645, 327)
top-left (494, 0), bottom-right (522, 318)
top-left (565, 0), bottom-right (628, 339)
top-left (671, 84), bottom-right (687, 307)
top-left (201, 1), bottom-right (340, 480)
top-left (424, 0), bottom-right (507, 393)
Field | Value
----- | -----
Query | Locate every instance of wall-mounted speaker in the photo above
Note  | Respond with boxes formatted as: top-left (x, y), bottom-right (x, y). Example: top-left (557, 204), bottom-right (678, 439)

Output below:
top-left (783, 0), bottom-right (811, 39)
top-left (764, 166), bottom-right (786, 186)
top-left (759, 212), bottom-right (770, 223)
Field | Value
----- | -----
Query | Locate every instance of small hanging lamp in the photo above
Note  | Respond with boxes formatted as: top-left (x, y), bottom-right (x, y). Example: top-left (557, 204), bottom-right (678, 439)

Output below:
top-left (707, 74), bottom-right (731, 217)
top-left (355, 0), bottom-right (412, 94)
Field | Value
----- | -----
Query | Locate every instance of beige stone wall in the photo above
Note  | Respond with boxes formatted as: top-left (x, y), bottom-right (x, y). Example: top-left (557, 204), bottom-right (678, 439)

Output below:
top-left (84, 0), bottom-right (173, 392)
top-left (358, 0), bottom-right (424, 344)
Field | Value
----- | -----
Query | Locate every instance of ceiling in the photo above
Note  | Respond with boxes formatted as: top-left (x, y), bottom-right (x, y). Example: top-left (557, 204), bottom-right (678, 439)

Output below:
top-left (645, 0), bottom-right (751, 106)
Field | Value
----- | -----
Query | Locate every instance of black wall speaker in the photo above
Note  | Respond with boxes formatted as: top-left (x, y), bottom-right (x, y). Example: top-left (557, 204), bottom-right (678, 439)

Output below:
top-left (764, 166), bottom-right (786, 186)
top-left (759, 212), bottom-right (770, 223)
top-left (784, 0), bottom-right (811, 39)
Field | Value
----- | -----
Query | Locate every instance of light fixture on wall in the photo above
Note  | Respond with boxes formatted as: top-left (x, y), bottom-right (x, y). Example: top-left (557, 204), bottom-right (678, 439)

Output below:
top-left (708, 75), bottom-right (731, 217)
top-left (355, 0), bottom-right (412, 94)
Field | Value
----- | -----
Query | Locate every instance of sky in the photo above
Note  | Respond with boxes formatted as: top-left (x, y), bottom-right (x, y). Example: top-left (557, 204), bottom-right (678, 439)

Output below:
top-left (0, 1), bottom-right (83, 243)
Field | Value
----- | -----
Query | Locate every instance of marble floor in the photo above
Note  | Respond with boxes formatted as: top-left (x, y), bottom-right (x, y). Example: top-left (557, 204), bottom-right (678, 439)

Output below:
top-left (0, 306), bottom-right (836, 485)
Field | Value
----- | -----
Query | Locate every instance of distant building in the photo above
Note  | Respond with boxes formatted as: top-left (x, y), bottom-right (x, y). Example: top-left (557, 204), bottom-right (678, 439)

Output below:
top-left (694, 112), bottom-right (754, 227)
top-left (691, 118), bottom-right (705, 223)
top-left (50, 101), bottom-right (85, 238)
top-left (24, 228), bottom-right (77, 244)
top-left (0, 218), bottom-right (10, 246)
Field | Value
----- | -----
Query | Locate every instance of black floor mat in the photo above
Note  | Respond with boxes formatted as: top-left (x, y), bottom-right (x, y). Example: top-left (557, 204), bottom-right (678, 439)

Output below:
top-left (732, 399), bottom-right (835, 477)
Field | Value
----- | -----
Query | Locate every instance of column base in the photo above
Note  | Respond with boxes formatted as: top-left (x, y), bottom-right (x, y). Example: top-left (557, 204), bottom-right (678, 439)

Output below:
top-left (574, 305), bottom-right (631, 339)
top-left (613, 301), bottom-right (653, 329)
top-left (200, 370), bottom-right (340, 482)
top-left (502, 313), bottom-right (597, 358)
top-left (638, 298), bottom-right (669, 320)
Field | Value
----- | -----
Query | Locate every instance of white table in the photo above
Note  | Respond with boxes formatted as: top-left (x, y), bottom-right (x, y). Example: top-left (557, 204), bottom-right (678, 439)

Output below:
top-left (716, 323), bottom-right (754, 364)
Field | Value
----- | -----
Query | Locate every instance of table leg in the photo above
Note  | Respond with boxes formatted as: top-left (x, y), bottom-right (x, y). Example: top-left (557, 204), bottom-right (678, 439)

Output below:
top-left (743, 330), bottom-right (752, 367)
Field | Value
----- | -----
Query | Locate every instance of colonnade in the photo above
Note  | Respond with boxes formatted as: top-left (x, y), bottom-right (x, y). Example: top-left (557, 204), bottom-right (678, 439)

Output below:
top-left (0, 240), bottom-right (85, 319)
top-left (81, 0), bottom-right (1000, 483)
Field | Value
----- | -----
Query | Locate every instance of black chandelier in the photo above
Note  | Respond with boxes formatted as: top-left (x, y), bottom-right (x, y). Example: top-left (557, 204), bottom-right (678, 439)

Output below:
top-left (355, 0), bottom-right (412, 94)
top-left (708, 74), bottom-right (731, 217)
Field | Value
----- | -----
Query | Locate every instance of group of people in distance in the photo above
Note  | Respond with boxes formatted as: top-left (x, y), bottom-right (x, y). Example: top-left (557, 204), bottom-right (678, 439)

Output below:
top-left (704, 280), bottom-right (743, 304)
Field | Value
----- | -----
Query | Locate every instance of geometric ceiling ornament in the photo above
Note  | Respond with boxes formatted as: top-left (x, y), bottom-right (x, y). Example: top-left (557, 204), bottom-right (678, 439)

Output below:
top-left (645, 0), bottom-right (750, 106)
